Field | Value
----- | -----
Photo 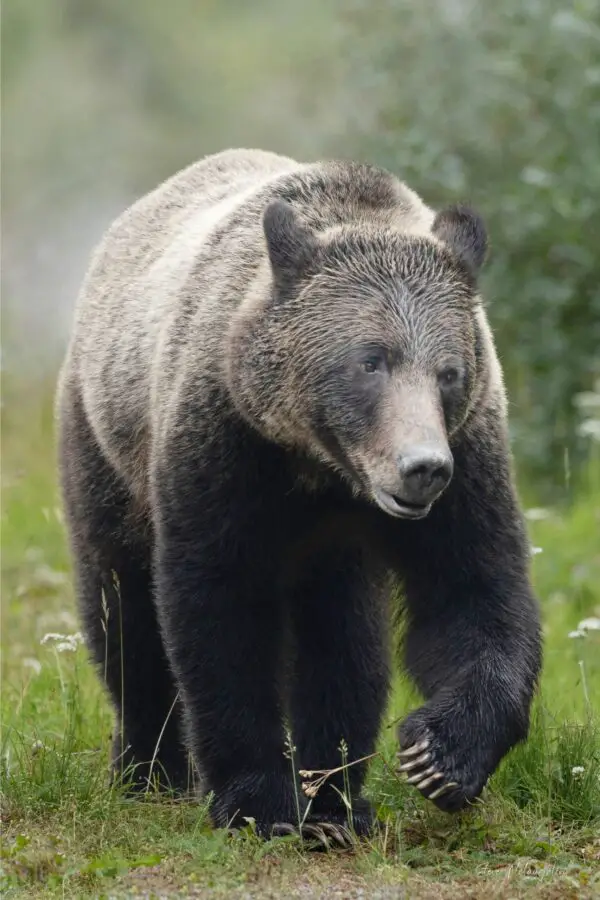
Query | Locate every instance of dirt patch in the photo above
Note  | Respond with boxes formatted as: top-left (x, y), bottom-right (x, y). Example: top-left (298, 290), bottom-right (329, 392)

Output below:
top-left (116, 857), bottom-right (598, 900)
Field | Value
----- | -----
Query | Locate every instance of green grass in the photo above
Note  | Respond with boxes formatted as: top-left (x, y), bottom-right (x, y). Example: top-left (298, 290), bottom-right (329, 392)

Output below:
top-left (1, 382), bottom-right (599, 898)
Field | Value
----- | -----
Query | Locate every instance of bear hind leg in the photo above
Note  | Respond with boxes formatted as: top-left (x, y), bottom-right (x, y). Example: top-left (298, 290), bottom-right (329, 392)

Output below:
top-left (97, 557), bottom-right (192, 794)
top-left (57, 381), bottom-right (191, 794)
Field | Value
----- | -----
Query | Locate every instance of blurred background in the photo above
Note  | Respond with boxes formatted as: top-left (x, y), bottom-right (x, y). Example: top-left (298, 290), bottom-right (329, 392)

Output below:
top-left (2, 0), bottom-right (600, 497)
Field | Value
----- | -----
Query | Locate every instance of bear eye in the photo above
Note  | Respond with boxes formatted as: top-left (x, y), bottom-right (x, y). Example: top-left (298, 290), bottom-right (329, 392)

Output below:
top-left (362, 356), bottom-right (383, 374)
top-left (438, 366), bottom-right (460, 388)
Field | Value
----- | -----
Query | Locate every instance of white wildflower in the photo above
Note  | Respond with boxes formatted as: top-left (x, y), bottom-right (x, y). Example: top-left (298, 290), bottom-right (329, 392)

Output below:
top-left (531, 546), bottom-right (544, 556)
top-left (577, 420), bottom-right (600, 441)
top-left (40, 632), bottom-right (85, 652)
top-left (573, 385), bottom-right (600, 411)
top-left (571, 766), bottom-right (585, 778)
top-left (525, 508), bottom-right (552, 522)
top-left (577, 618), bottom-right (600, 632)
top-left (567, 618), bottom-right (600, 639)
top-left (575, 380), bottom-right (600, 442)
top-left (22, 658), bottom-right (42, 675)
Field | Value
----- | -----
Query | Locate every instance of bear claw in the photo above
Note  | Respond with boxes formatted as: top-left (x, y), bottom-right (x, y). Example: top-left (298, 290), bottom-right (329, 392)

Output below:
top-left (398, 750), bottom-right (431, 771)
top-left (405, 765), bottom-right (441, 785)
top-left (312, 821), bottom-right (355, 848)
top-left (397, 739), bottom-right (430, 757)
top-left (271, 822), bottom-right (297, 837)
top-left (301, 823), bottom-right (330, 847)
top-left (270, 820), bottom-right (356, 850)
top-left (397, 734), bottom-right (464, 805)
top-left (414, 771), bottom-right (445, 791)
top-left (428, 780), bottom-right (459, 800)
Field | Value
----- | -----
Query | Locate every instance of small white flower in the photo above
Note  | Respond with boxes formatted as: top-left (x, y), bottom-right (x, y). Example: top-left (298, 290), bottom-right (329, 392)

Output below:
top-left (577, 618), bottom-right (600, 632)
top-left (531, 546), bottom-right (544, 556)
top-left (573, 385), bottom-right (600, 411)
top-left (525, 508), bottom-right (552, 521)
top-left (40, 632), bottom-right (85, 652)
top-left (571, 766), bottom-right (585, 778)
top-left (577, 420), bottom-right (600, 441)
top-left (23, 657), bottom-right (42, 675)
top-left (568, 618), bottom-right (600, 639)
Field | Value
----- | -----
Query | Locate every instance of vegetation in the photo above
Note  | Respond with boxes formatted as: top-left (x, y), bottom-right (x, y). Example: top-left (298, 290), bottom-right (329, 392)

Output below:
top-left (2, 1), bottom-right (600, 896)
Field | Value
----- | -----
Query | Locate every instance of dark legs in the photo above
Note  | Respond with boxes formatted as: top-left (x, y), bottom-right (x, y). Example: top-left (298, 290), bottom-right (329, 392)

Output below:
top-left (152, 531), bottom-right (298, 831)
top-left (288, 547), bottom-right (391, 833)
top-left (153, 531), bottom-right (390, 837)
top-left (150, 412), bottom-right (391, 839)
top-left (57, 384), bottom-right (190, 792)
top-left (94, 558), bottom-right (191, 792)
top-left (59, 383), bottom-right (393, 837)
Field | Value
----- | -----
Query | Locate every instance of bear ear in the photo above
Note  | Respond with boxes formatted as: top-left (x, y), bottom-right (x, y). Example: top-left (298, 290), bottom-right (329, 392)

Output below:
top-left (432, 204), bottom-right (488, 276)
top-left (263, 200), bottom-right (320, 286)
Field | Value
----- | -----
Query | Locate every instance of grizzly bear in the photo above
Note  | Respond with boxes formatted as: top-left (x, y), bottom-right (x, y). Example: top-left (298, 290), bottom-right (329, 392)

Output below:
top-left (56, 148), bottom-right (541, 843)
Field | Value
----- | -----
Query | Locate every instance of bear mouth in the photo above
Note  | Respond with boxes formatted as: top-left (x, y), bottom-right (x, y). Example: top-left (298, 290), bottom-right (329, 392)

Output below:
top-left (373, 489), bottom-right (431, 520)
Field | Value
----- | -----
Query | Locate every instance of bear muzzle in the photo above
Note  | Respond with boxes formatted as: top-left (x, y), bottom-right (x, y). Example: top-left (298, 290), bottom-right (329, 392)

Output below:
top-left (372, 443), bottom-right (454, 520)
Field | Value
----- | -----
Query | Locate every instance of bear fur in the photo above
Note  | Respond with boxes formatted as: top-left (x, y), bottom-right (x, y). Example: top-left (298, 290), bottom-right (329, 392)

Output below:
top-left (56, 148), bottom-right (541, 838)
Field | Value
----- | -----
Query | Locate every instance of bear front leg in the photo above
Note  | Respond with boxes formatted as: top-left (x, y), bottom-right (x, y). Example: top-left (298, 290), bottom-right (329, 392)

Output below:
top-left (393, 410), bottom-right (542, 811)
top-left (151, 436), bottom-right (303, 837)
top-left (153, 541), bottom-right (302, 833)
top-left (289, 545), bottom-right (390, 837)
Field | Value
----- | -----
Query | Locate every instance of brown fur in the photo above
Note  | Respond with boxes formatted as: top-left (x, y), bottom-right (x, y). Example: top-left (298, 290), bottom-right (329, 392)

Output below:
top-left (58, 148), bottom-right (501, 509)
top-left (56, 149), bottom-right (540, 834)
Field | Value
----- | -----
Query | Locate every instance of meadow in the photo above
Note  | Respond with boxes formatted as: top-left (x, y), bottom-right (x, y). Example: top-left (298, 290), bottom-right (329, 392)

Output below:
top-left (1, 379), bottom-right (599, 898)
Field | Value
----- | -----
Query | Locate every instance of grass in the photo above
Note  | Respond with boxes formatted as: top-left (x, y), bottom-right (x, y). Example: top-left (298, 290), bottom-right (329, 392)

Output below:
top-left (1, 380), bottom-right (599, 898)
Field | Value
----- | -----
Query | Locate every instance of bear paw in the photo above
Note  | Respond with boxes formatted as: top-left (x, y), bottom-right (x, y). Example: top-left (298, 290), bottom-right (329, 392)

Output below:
top-left (274, 796), bottom-right (375, 850)
top-left (397, 712), bottom-right (491, 812)
top-left (213, 773), bottom-right (375, 849)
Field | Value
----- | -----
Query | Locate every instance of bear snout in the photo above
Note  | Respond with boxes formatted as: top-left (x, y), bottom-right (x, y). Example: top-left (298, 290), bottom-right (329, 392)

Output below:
top-left (397, 443), bottom-right (454, 506)
top-left (370, 443), bottom-right (453, 519)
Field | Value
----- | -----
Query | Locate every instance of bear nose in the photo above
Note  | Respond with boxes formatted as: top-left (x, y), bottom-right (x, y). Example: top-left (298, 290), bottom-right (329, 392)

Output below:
top-left (397, 445), bottom-right (454, 506)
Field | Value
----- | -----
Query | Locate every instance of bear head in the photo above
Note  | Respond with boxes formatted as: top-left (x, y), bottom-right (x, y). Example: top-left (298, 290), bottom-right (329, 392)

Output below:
top-left (227, 198), bottom-right (488, 520)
